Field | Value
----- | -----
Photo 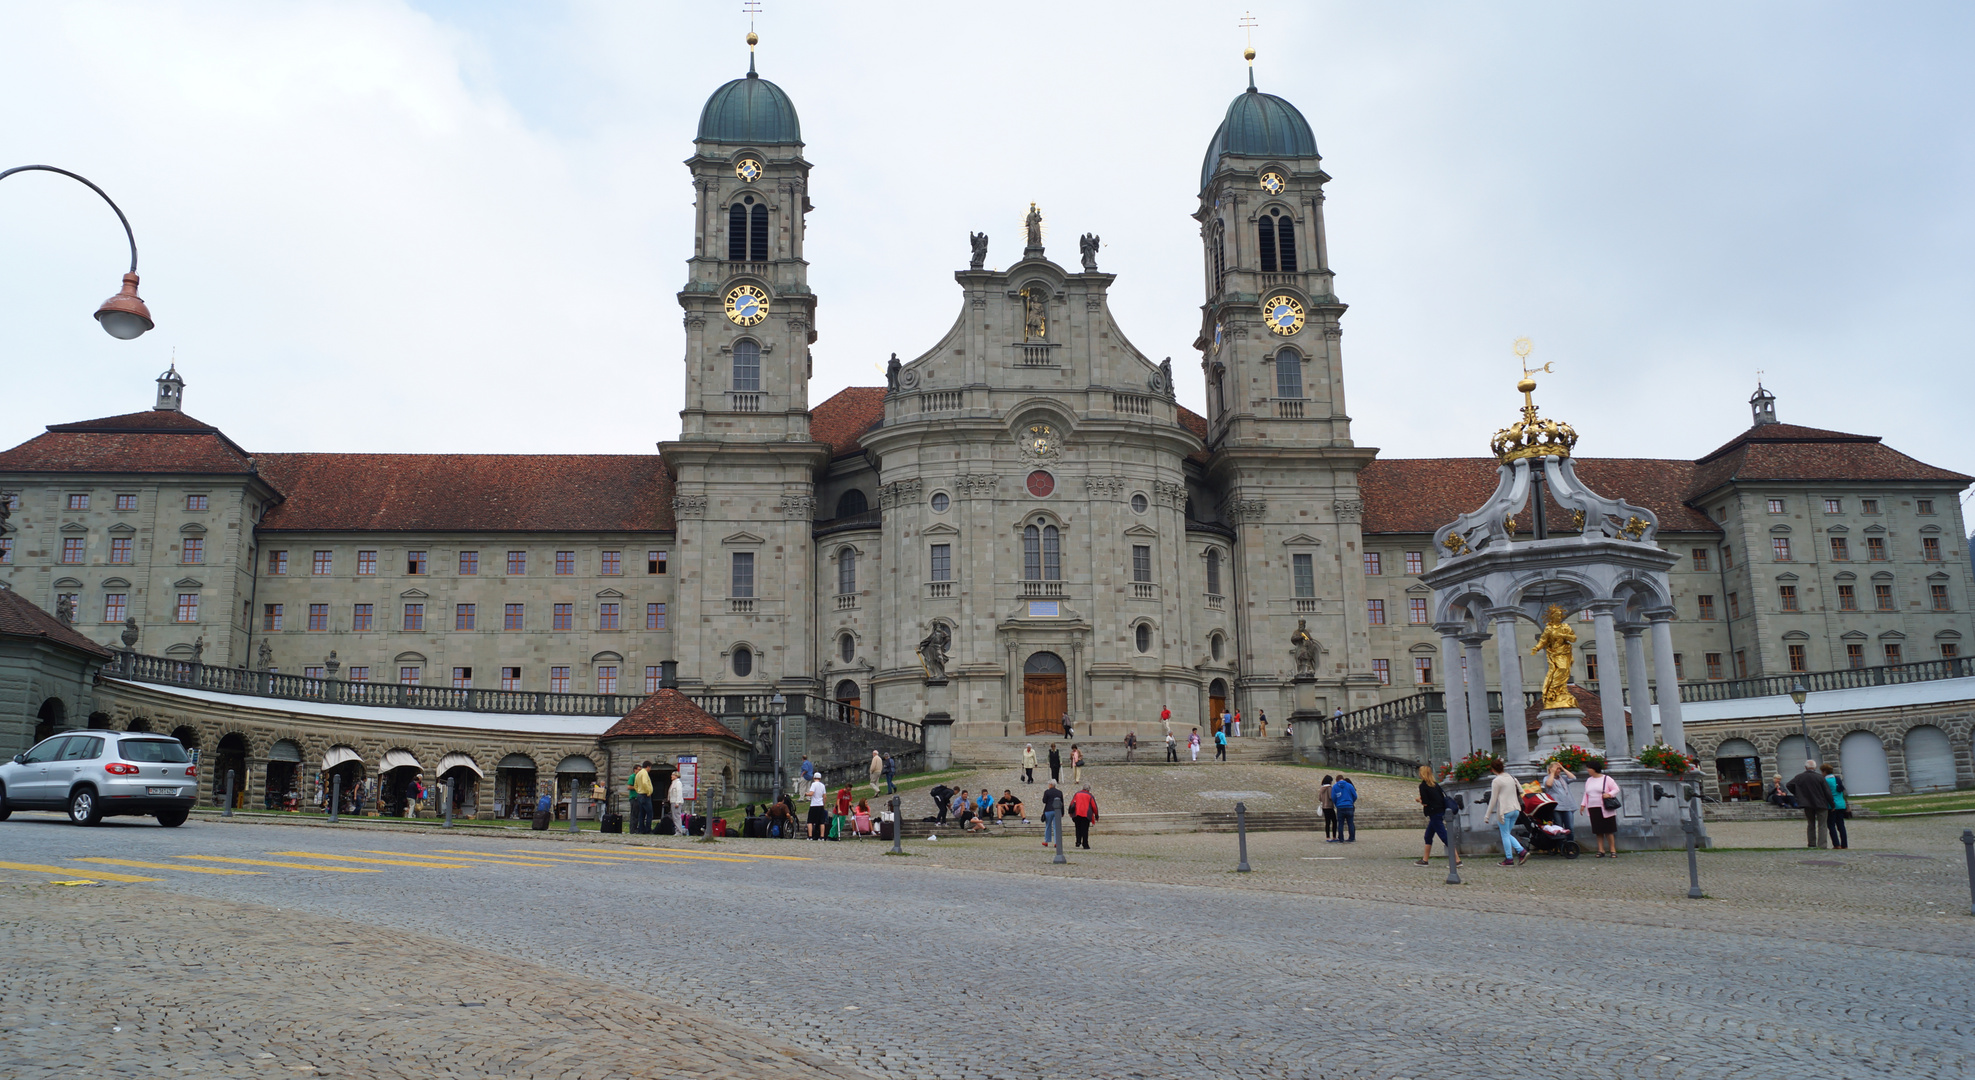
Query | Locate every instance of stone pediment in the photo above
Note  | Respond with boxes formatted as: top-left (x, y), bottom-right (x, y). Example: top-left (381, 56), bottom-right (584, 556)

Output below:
top-left (595, 588), bottom-right (625, 598)
top-left (1825, 524), bottom-right (1849, 533)
top-left (1878, 630), bottom-right (1906, 640)
top-left (400, 588), bottom-right (429, 599)
top-left (1775, 572), bottom-right (1800, 582)
top-left (922, 522), bottom-right (959, 537)
top-left (1768, 523), bottom-right (1792, 534)
top-left (722, 531), bottom-right (766, 545)
top-left (108, 522), bottom-right (135, 534)
top-left (1122, 523), bottom-right (1159, 538)
top-left (173, 577), bottom-right (203, 589)
top-left (1406, 582), bottom-right (1433, 594)
top-left (101, 577), bottom-right (131, 589)
top-left (59, 522), bottom-right (88, 533)
top-left (179, 522), bottom-right (207, 535)
top-left (1863, 523), bottom-right (1887, 534)
top-left (1280, 533), bottom-right (1322, 548)
top-left (53, 577), bottom-right (84, 589)
top-left (1840, 630), bottom-right (1867, 640)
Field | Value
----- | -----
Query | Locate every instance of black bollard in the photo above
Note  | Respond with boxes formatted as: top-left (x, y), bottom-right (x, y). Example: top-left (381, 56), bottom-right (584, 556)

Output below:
top-left (223, 769), bottom-right (236, 818)
top-left (1445, 794), bottom-right (1464, 886)
top-left (329, 774), bottom-right (342, 824)
top-left (443, 777), bottom-right (455, 829)
top-left (1682, 784), bottom-right (1704, 900)
top-left (1961, 829), bottom-right (1975, 917)
top-left (1235, 801), bottom-right (1251, 873)
top-left (890, 795), bottom-right (903, 855)
top-left (1052, 809), bottom-right (1067, 864)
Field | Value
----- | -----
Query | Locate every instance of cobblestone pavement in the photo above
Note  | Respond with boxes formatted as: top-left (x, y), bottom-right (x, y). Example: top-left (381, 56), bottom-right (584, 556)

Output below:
top-left (1, 810), bottom-right (1971, 1079)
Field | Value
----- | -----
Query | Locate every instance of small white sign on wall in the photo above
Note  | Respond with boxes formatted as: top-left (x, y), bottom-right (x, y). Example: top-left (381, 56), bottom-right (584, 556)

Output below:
top-left (677, 754), bottom-right (698, 800)
top-left (1028, 600), bottom-right (1059, 618)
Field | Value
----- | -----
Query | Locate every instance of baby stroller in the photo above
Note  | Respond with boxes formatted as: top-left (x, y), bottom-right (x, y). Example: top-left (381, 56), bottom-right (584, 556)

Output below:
top-left (1513, 792), bottom-right (1580, 859)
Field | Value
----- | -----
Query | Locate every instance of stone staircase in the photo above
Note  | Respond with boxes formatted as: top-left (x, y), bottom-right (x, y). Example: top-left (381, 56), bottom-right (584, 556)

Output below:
top-left (951, 735), bottom-right (1294, 767)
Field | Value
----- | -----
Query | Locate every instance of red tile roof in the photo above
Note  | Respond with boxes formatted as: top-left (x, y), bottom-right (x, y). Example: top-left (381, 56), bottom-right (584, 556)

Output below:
top-left (0, 589), bottom-right (114, 660)
top-left (811, 387), bottom-right (888, 458)
top-left (254, 453), bottom-right (675, 533)
top-left (1359, 457), bottom-right (1721, 535)
top-left (1689, 423), bottom-right (1971, 496)
top-left (0, 411), bottom-right (257, 476)
top-left (602, 689), bottom-right (750, 743)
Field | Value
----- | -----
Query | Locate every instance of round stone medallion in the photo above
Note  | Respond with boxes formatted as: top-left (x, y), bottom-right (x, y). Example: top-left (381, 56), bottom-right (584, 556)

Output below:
top-left (1026, 470), bottom-right (1055, 497)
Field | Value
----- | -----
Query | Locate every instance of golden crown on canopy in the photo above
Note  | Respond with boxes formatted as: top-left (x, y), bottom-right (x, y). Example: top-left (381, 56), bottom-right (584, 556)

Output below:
top-left (1490, 337), bottom-right (1579, 464)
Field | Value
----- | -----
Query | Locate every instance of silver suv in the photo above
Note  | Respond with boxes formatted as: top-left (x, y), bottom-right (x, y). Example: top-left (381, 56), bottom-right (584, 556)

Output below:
top-left (0, 730), bottom-right (198, 826)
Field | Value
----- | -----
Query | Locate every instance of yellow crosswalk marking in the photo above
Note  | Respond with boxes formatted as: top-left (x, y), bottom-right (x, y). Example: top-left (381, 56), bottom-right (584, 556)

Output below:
top-left (357, 849), bottom-right (559, 868)
top-left (72, 857), bottom-right (263, 876)
top-left (0, 859), bottom-right (156, 883)
top-left (500, 846), bottom-right (800, 865)
top-left (493, 849), bottom-right (691, 865)
top-left (178, 855), bottom-right (378, 873)
top-left (269, 851), bottom-right (471, 869)
top-left (595, 846), bottom-right (804, 864)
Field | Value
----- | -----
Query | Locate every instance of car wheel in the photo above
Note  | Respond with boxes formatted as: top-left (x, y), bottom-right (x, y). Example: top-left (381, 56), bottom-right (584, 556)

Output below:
top-left (155, 808), bottom-right (188, 828)
top-left (0, 785), bottom-right (11, 822)
top-left (69, 788), bottom-right (103, 826)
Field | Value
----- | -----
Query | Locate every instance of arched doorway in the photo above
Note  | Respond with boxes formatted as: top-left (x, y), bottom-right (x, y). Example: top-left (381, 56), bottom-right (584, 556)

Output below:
top-left (1776, 734), bottom-right (1820, 772)
top-left (34, 698), bottom-right (67, 745)
top-left (380, 749), bottom-right (425, 817)
top-left (265, 739), bottom-right (302, 810)
top-left (126, 717), bottom-right (153, 733)
top-left (1839, 731), bottom-right (1890, 795)
top-left (214, 733), bottom-right (249, 809)
top-left (322, 745), bottom-right (365, 814)
top-left (1208, 679), bottom-right (1229, 735)
top-left (87, 712), bottom-right (113, 730)
top-left (1713, 738), bottom-right (1762, 801)
top-left (495, 753), bottom-right (538, 819)
top-left (1023, 652), bottom-right (1067, 735)
top-left (1902, 725), bottom-right (1956, 792)
top-left (834, 679), bottom-right (861, 722)
top-left (436, 752), bottom-right (483, 816)
top-left (556, 754), bottom-right (598, 821)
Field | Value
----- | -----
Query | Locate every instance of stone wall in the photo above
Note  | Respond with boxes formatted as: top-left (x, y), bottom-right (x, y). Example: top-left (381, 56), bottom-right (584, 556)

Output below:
top-left (1686, 700), bottom-right (1975, 796)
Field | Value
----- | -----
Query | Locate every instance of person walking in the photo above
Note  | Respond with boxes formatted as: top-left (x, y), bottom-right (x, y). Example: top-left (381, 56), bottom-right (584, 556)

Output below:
top-left (1070, 784), bottom-right (1099, 849)
top-left (1330, 773), bottom-right (1358, 842)
top-left (1040, 781), bottom-right (1065, 848)
top-left (1580, 759), bottom-right (1621, 858)
top-left (1821, 763), bottom-right (1849, 850)
top-left (1124, 731), bottom-right (1137, 763)
top-left (882, 752), bottom-right (897, 794)
top-left (1415, 764), bottom-right (1458, 867)
top-left (667, 771), bottom-right (686, 836)
top-left (869, 750), bottom-right (883, 794)
top-left (1189, 728), bottom-right (1201, 762)
top-left (1319, 774), bottom-right (1337, 841)
top-left (806, 775), bottom-right (829, 840)
top-left (1787, 759), bottom-right (1833, 849)
top-left (800, 756), bottom-right (815, 785)
top-left (1231, 710), bottom-right (1242, 738)
top-left (1164, 731), bottom-right (1179, 763)
top-left (1542, 760), bottom-right (1574, 837)
top-left (630, 761), bottom-right (654, 835)
top-left (1061, 712), bottom-right (1073, 740)
top-left (1483, 759), bottom-right (1527, 866)
top-left (1070, 744), bottom-right (1084, 783)
top-left (1048, 743), bottom-right (1062, 783)
top-left (1258, 710), bottom-right (1268, 739)
top-left (1022, 743), bottom-right (1038, 784)
top-left (1214, 725), bottom-right (1227, 762)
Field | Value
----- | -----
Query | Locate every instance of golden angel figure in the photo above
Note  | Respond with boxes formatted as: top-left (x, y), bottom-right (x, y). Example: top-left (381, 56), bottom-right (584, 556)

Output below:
top-left (1530, 604), bottom-right (1578, 709)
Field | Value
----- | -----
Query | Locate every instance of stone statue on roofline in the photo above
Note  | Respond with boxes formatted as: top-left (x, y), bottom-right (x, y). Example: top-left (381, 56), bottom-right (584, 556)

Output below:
top-left (968, 231), bottom-right (988, 270)
top-left (884, 353), bottom-right (902, 395)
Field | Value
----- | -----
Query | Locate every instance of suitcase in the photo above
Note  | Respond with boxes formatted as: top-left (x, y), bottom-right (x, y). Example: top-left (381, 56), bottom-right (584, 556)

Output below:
top-left (712, 817), bottom-right (727, 837)
top-left (531, 810), bottom-right (551, 831)
top-left (656, 815), bottom-right (675, 835)
top-left (688, 814), bottom-right (707, 836)
top-left (827, 814), bottom-right (843, 840)
top-left (743, 816), bottom-right (766, 839)
top-left (601, 812), bottom-right (623, 834)
top-left (878, 820), bottom-right (895, 841)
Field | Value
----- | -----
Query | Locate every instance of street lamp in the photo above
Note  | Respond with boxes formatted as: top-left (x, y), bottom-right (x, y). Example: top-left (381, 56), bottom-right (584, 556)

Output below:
top-left (1789, 679), bottom-right (1812, 763)
top-left (1, 165), bottom-right (153, 338)
top-left (769, 693), bottom-right (787, 799)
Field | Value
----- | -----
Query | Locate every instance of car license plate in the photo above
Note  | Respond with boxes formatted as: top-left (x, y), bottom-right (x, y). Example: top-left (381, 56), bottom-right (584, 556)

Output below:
top-left (146, 786), bottom-right (177, 796)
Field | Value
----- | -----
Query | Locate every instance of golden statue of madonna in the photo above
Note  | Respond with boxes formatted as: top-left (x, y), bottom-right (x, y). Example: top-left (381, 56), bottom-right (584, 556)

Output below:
top-left (1530, 604), bottom-right (1578, 709)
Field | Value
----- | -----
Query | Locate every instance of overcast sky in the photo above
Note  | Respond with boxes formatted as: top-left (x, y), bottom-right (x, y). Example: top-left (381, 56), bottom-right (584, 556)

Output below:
top-left (1, 2), bottom-right (1970, 499)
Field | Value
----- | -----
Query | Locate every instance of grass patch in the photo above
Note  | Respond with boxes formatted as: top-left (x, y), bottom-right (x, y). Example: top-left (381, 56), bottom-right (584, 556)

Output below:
top-left (1851, 790), bottom-right (1975, 816)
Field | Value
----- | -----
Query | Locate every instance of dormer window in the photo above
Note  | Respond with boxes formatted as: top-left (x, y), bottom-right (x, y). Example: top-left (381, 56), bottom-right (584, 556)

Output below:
top-left (1258, 207), bottom-right (1297, 273)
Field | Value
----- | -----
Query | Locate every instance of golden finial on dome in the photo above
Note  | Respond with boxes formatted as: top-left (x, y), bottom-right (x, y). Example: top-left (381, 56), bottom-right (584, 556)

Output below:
top-left (744, 0), bottom-right (760, 50)
top-left (1240, 12), bottom-right (1258, 64)
top-left (1490, 336), bottom-right (1577, 464)
top-left (747, 30), bottom-right (758, 47)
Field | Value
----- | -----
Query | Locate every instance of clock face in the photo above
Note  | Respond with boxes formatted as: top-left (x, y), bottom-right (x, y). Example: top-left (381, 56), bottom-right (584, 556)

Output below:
top-left (1260, 171), bottom-right (1285, 195)
top-left (1263, 294), bottom-right (1306, 336)
top-left (724, 285), bottom-right (769, 326)
top-left (736, 158), bottom-right (762, 182)
top-left (1026, 470), bottom-right (1055, 498)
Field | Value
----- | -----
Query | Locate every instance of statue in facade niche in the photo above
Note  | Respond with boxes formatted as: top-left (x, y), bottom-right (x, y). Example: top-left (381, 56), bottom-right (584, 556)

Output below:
top-left (55, 595), bottom-right (75, 625)
top-left (1531, 604), bottom-right (1580, 709)
top-left (258, 638), bottom-right (273, 671)
top-left (120, 616), bottom-right (140, 650)
top-left (884, 353), bottom-right (902, 395)
top-left (918, 621), bottom-right (952, 682)
top-left (1021, 288), bottom-right (1047, 341)
top-left (1079, 233), bottom-right (1100, 272)
top-left (1290, 619), bottom-right (1319, 677)
top-left (969, 231), bottom-right (988, 270)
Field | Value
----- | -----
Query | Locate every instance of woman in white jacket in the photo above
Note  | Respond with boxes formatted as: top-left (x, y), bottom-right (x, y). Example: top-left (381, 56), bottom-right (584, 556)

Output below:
top-left (1482, 759), bottom-right (1528, 867)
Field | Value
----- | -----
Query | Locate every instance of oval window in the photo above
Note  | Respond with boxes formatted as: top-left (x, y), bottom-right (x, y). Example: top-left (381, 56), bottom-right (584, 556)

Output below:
top-left (1211, 634), bottom-right (1223, 661)
top-left (1131, 493), bottom-right (1149, 514)
top-left (733, 646), bottom-right (753, 677)
top-left (1136, 624), bottom-right (1152, 653)
top-left (839, 633), bottom-right (854, 663)
top-left (930, 492), bottom-right (950, 513)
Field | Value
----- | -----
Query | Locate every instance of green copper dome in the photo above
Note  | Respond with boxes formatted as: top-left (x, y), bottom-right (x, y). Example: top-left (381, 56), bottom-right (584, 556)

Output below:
top-left (697, 60), bottom-right (802, 145)
top-left (1200, 79), bottom-right (1318, 192)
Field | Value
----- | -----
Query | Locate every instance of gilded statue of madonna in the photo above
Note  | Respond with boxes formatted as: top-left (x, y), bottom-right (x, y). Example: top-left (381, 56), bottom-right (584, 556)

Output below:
top-left (1530, 604), bottom-right (1579, 709)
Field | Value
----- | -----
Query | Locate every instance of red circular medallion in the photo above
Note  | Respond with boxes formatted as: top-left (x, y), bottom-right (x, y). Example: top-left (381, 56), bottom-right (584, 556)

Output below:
top-left (1026, 470), bottom-right (1055, 497)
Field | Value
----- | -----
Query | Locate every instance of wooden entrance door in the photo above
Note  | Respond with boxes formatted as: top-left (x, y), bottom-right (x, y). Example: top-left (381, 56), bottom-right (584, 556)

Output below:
top-left (1024, 674), bottom-right (1066, 735)
top-left (1208, 695), bottom-right (1227, 734)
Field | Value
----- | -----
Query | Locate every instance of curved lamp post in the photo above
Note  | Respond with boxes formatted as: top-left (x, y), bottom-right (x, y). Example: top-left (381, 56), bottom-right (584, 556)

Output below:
top-left (1790, 679), bottom-right (1811, 762)
top-left (1, 164), bottom-right (154, 338)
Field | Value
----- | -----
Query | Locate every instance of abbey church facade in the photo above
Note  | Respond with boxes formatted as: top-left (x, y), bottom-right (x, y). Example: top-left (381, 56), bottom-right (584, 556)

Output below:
top-left (4, 53), bottom-right (1970, 746)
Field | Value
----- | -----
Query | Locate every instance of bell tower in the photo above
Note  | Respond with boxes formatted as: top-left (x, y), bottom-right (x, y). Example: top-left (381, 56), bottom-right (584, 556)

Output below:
top-left (660, 34), bottom-right (827, 701)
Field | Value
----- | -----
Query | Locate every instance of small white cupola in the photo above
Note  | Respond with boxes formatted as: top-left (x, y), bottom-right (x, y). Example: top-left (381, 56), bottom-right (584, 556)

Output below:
top-left (155, 364), bottom-right (184, 411)
top-left (1749, 381), bottom-right (1776, 426)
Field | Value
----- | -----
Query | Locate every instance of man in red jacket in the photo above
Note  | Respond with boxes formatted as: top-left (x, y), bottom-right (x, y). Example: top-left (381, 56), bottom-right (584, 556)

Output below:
top-left (1070, 784), bottom-right (1100, 849)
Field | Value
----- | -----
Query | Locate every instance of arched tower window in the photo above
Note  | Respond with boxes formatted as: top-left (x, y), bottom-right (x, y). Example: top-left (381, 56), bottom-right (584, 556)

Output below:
top-left (1276, 212), bottom-right (1297, 272)
top-left (1023, 525), bottom-right (1041, 580)
top-left (727, 203), bottom-right (748, 261)
top-left (1258, 216), bottom-right (1277, 273)
top-left (1211, 221), bottom-right (1227, 295)
top-left (835, 489), bottom-right (867, 518)
top-left (1043, 524), bottom-right (1060, 580)
top-left (732, 340), bottom-right (761, 392)
top-left (1136, 623), bottom-right (1153, 653)
top-left (728, 196), bottom-right (770, 262)
top-left (749, 203), bottom-right (769, 262)
top-left (1022, 522), bottom-right (1062, 581)
top-left (837, 547), bottom-right (857, 595)
top-left (1206, 548), bottom-right (1222, 596)
top-left (1259, 207), bottom-right (1296, 273)
top-left (1275, 348), bottom-right (1304, 399)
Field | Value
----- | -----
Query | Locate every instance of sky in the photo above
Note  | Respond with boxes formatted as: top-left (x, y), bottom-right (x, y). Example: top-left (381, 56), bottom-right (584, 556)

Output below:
top-left (1, 2), bottom-right (1971, 499)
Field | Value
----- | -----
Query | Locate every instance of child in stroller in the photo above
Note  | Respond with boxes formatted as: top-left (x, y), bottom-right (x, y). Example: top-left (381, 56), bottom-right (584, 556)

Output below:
top-left (1514, 788), bottom-right (1581, 859)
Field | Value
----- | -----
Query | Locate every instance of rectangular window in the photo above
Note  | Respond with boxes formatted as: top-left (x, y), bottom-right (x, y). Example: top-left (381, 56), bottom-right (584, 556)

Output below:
top-left (1734, 650), bottom-right (1749, 678)
top-left (67, 493), bottom-right (89, 510)
top-left (308, 603), bottom-right (328, 631)
top-left (109, 536), bottom-right (132, 564)
top-left (1788, 644), bottom-right (1807, 672)
top-left (645, 665), bottom-right (662, 693)
top-left (649, 550), bottom-right (667, 574)
top-left (1586, 654), bottom-right (1599, 682)
top-left (353, 603), bottom-right (373, 631)
top-left (1932, 583), bottom-right (1951, 611)
top-left (1697, 595), bottom-right (1716, 621)
top-left (596, 666), bottom-right (618, 695)
top-left (407, 550), bottom-right (427, 575)
top-left (263, 604), bottom-right (283, 631)
top-left (1917, 499), bottom-right (1935, 515)
top-left (187, 494), bottom-right (209, 511)
top-left (456, 603), bottom-right (476, 630)
top-left (1722, 545), bottom-right (1733, 569)
top-left (1275, 352), bottom-right (1303, 398)
top-left (600, 551), bottom-right (622, 576)
top-left (1414, 657), bottom-right (1434, 685)
top-left (61, 537), bottom-right (85, 564)
top-left (1132, 545), bottom-right (1152, 583)
top-left (1292, 553), bottom-right (1315, 598)
top-left (1766, 498), bottom-right (1785, 514)
top-left (268, 550), bottom-right (288, 575)
top-left (1772, 537), bottom-right (1791, 561)
top-left (1673, 653), bottom-right (1685, 680)
top-left (1404, 551), bottom-right (1424, 574)
top-left (1874, 583), bottom-right (1894, 611)
top-left (731, 552), bottom-right (755, 597)
top-left (347, 666), bottom-right (369, 682)
top-left (553, 603), bottom-right (573, 631)
top-left (555, 551), bottom-right (575, 575)
top-left (403, 603), bottom-right (424, 631)
top-left (1366, 599), bottom-right (1386, 625)
top-left (303, 666), bottom-right (324, 680)
top-left (1409, 597), bottom-right (1429, 624)
top-left (1866, 537), bottom-right (1886, 561)
top-left (501, 667), bottom-right (521, 691)
top-left (507, 551), bottom-right (527, 575)
top-left (1372, 659), bottom-right (1391, 685)
top-left (1923, 537), bottom-right (1942, 561)
top-left (505, 603), bottom-right (524, 630)
top-left (1691, 548), bottom-right (1710, 571)
top-left (1847, 643), bottom-right (1865, 668)
top-left (1824, 498), bottom-right (1841, 514)
top-left (838, 551), bottom-right (857, 595)
top-left (599, 603), bottom-right (620, 630)
top-left (1942, 643), bottom-right (1959, 659)
top-left (180, 537), bottom-right (203, 564)
top-left (550, 666), bottom-right (571, 693)
top-left (452, 667), bottom-right (472, 689)
top-left (1838, 584), bottom-right (1857, 611)
top-left (103, 593), bottom-right (127, 622)
top-left (1883, 643), bottom-right (1902, 665)
top-left (0, 537), bottom-right (11, 563)
top-left (930, 543), bottom-right (952, 582)
top-left (303, 550), bottom-right (327, 575)
top-left (1705, 652), bottom-right (1723, 680)
top-left (400, 666), bottom-right (421, 685)
top-left (1830, 537), bottom-right (1849, 561)
top-left (1861, 499), bottom-right (1879, 514)
top-left (1779, 585), bottom-right (1799, 611)
top-left (1363, 552), bottom-right (1381, 576)
top-left (357, 550), bottom-right (377, 575)
top-left (458, 550), bottom-right (478, 575)
top-left (646, 603), bottom-right (666, 630)
top-left (1728, 593), bottom-right (1741, 619)
top-left (115, 493), bottom-right (137, 511)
